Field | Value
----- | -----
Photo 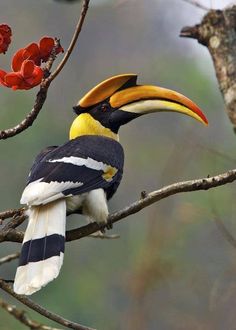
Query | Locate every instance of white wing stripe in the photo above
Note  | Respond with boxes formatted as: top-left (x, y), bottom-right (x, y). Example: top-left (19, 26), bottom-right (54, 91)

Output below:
top-left (47, 156), bottom-right (109, 172)
top-left (20, 180), bottom-right (83, 205)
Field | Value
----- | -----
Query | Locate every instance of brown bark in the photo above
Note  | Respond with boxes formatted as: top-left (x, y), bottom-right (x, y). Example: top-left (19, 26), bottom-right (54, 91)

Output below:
top-left (180, 6), bottom-right (236, 130)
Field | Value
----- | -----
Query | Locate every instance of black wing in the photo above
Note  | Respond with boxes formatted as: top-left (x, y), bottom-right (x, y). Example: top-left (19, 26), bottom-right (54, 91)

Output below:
top-left (21, 135), bottom-right (124, 205)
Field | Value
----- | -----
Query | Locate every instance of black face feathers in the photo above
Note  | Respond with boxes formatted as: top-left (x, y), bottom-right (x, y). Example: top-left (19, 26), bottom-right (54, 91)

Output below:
top-left (73, 74), bottom-right (138, 115)
top-left (72, 76), bottom-right (141, 134)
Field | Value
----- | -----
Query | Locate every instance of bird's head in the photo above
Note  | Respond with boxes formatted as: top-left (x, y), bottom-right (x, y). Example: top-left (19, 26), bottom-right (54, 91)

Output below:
top-left (70, 74), bottom-right (208, 141)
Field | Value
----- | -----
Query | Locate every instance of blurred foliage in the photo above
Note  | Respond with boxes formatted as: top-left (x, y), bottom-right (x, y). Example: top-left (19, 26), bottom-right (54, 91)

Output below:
top-left (0, 0), bottom-right (236, 329)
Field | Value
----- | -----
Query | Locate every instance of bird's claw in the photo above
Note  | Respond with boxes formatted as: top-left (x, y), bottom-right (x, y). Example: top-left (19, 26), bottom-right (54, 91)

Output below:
top-left (106, 219), bottom-right (113, 230)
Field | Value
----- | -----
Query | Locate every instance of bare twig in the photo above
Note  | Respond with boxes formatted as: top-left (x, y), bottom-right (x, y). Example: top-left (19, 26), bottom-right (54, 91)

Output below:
top-left (44, 38), bottom-right (62, 74)
top-left (0, 279), bottom-right (96, 330)
top-left (0, 253), bottom-right (19, 266)
top-left (182, 0), bottom-right (209, 10)
top-left (0, 297), bottom-right (61, 330)
top-left (0, 0), bottom-right (90, 140)
top-left (48, 0), bottom-right (90, 82)
top-left (1, 168), bottom-right (236, 244)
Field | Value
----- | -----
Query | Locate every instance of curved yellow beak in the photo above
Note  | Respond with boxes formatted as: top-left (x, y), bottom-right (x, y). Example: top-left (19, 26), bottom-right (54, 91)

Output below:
top-left (110, 85), bottom-right (208, 125)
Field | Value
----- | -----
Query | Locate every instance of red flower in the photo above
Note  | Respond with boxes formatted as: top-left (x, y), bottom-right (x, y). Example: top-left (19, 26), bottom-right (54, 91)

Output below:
top-left (12, 37), bottom-right (64, 71)
top-left (12, 44), bottom-right (41, 71)
top-left (40, 37), bottom-right (63, 62)
top-left (0, 34), bottom-right (63, 91)
top-left (0, 69), bottom-right (9, 87)
top-left (0, 24), bottom-right (12, 54)
top-left (0, 60), bottom-right (43, 90)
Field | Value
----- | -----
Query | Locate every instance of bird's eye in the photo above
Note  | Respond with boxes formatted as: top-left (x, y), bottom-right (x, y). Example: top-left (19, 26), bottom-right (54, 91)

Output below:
top-left (101, 104), bottom-right (108, 112)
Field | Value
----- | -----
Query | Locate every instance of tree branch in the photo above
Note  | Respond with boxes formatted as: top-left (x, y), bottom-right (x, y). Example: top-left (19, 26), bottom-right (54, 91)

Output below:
top-left (65, 168), bottom-right (236, 241)
top-left (1, 168), bottom-right (236, 244)
top-left (0, 0), bottom-right (90, 140)
top-left (0, 279), bottom-right (96, 330)
top-left (2, 214), bottom-right (26, 231)
top-left (0, 297), bottom-right (61, 330)
top-left (180, 5), bottom-right (236, 131)
top-left (0, 208), bottom-right (24, 221)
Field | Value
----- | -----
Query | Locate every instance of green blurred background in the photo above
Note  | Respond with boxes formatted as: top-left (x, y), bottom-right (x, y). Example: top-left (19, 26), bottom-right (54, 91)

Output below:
top-left (0, 0), bottom-right (236, 329)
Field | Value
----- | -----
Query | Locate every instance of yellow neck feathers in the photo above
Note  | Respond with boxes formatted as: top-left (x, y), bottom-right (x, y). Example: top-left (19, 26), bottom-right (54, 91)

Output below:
top-left (69, 113), bottom-right (119, 141)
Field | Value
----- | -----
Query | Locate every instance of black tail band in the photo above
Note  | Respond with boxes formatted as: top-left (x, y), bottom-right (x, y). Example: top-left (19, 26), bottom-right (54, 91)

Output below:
top-left (19, 234), bottom-right (65, 266)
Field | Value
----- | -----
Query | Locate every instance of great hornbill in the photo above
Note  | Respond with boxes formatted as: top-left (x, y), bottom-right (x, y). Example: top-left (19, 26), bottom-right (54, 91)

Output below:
top-left (14, 74), bottom-right (208, 295)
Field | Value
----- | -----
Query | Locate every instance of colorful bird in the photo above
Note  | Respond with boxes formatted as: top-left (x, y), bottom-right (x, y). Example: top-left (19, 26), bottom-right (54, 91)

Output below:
top-left (13, 74), bottom-right (208, 295)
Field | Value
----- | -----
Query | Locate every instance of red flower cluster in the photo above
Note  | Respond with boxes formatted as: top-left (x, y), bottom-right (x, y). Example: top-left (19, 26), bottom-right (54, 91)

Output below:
top-left (0, 60), bottom-right (43, 90)
top-left (0, 30), bottom-right (64, 90)
top-left (12, 37), bottom-right (64, 70)
top-left (0, 24), bottom-right (12, 54)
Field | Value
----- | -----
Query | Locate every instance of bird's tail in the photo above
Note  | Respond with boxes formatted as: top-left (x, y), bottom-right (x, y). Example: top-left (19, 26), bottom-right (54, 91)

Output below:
top-left (13, 199), bottom-right (66, 295)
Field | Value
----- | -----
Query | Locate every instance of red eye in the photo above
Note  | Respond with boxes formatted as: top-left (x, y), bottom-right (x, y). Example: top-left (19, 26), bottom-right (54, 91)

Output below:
top-left (101, 104), bottom-right (108, 112)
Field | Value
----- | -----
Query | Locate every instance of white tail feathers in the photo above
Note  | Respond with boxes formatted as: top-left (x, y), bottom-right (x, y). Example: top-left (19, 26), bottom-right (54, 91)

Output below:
top-left (14, 199), bottom-right (66, 295)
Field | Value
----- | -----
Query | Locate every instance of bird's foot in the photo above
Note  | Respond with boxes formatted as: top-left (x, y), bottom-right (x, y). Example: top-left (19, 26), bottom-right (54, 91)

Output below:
top-left (99, 218), bottom-right (113, 233)
top-left (105, 218), bottom-right (113, 230)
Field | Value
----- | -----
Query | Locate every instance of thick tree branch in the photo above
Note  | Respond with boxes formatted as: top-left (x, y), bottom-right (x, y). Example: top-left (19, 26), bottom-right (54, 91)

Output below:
top-left (0, 228), bottom-right (23, 243)
top-left (2, 214), bottom-right (26, 231)
top-left (65, 168), bottom-right (236, 241)
top-left (0, 208), bottom-right (24, 221)
top-left (1, 168), bottom-right (236, 244)
top-left (180, 5), bottom-right (236, 130)
top-left (0, 279), bottom-right (96, 330)
top-left (0, 0), bottom-right (90, 140)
